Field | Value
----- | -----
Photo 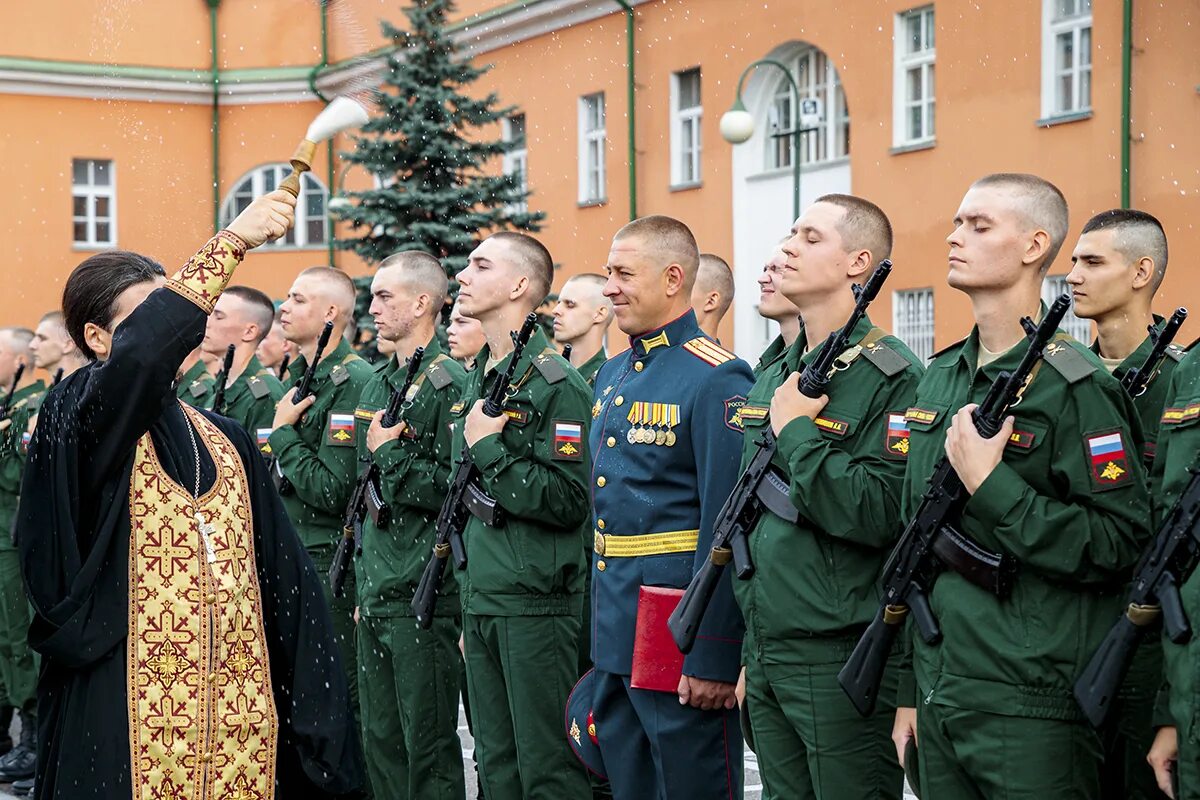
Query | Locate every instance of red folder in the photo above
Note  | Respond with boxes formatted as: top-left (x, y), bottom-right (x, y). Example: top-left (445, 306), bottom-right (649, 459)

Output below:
top-left (630, 586), bottom-right (686, 693)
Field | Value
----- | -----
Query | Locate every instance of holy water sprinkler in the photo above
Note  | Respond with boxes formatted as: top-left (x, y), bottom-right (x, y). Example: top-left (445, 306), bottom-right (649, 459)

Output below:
top-left (279, 96), bottom-right (370, 197)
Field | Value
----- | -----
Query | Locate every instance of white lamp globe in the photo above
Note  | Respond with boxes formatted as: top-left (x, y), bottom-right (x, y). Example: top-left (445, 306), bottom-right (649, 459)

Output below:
top-left (720, 108), bottom-right (756, 144)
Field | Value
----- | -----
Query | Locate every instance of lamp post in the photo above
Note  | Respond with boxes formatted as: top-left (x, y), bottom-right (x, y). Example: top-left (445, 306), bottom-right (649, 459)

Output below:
top-left (720, 58), bottom-right (805, 221)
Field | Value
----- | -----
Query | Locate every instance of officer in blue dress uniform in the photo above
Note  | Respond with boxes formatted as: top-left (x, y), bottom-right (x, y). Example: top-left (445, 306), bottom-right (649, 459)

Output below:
top-left (588, 215), bottom-right (753, 799)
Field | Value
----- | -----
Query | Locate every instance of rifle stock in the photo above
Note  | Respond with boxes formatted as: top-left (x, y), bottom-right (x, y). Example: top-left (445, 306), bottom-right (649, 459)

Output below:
top-left (1121, 308), bottom-right (1187, 398)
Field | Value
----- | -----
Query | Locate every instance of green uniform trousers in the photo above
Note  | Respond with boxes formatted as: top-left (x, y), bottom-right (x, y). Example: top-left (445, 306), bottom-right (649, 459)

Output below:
top-left (745, 654), bottom-right (903, 800)
top-left (916, 700), bottom-right (1103, 799)
top-left (463, 613), bottom-right (589, 800)
top-left (357, 614), bottom-right (465, 800)
top-left (0, 550), bottom-right (34, 712)
top-left (1100, 639), bottom-right (1168, 800)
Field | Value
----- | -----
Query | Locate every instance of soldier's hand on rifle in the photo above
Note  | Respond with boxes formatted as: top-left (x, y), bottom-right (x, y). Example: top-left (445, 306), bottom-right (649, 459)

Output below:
top-left (225, 190), bottom-right (297, 249)
top-left (944, 404), bottom-right (1014, 495)
top-left (464, 399), bottom-right (507, 447)
top-left (769, 372), bottom-right (829, 435)
top-left (1148, 725), bottom-right (1178, 798)
top-left (272, 387), bottom-right (316, 429)
top-left (676, 674), bottom-right (737, 711)
top-left (367, 409), bottom-right (406, 453)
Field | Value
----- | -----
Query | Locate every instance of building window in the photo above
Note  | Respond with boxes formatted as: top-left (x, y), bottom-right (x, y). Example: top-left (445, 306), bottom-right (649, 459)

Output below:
top-left (1043, 275), bottom-right (1093, 342)
top-left (219, 164), bottom-right (328, 249)
top-left (578, 93), bottom-right (607, 204)
top-left (1042, 0), bottom-right (1092, 118)
top-left (502, 114), bottom-right (528, 212)
top-left (893, 288), bottom-right (935, 363)
top-left (894, 6), bottom-right (936, 146)
top-left (764, 48), bottom-right (850, 171)
top-left (671, 68), bottom-right (702, 187)
top-left (72, 158), bottom-right (116, 248)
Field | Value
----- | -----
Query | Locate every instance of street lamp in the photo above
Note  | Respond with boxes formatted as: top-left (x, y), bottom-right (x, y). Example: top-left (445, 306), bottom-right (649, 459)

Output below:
top-left (721, 58), bottom-right (813, 221)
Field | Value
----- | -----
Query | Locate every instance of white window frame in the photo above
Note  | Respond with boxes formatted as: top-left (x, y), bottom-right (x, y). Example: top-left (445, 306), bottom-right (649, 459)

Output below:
top-left (670, 67), bottom-right (703, 187)
top-left (1043, 275), bottom-right (1093, 342)
top-left (893, 6), bottom-right (936, 147)
top-left (763, 48), bottom-right (850, 172)
top-left (893, 288), bottom-right (935, 363)
top-left (219, 164), bottom-right (328, 250)
top-left (502, 114), bottom-right (528, 212)
top-left (72, 158), bottom-right (117, 249)
top-left (1041, 0), bottom-right (1092, 119)
top-left (578, 93), bottom-right (607, 205)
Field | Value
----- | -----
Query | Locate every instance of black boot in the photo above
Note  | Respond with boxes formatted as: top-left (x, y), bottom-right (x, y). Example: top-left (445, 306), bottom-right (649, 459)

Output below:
top-left (0, 704), bottom-right (14, 757)
top-left (0, 710), bottom-right (35, 782)
top-left (10, 777), bottom-right (33, 796)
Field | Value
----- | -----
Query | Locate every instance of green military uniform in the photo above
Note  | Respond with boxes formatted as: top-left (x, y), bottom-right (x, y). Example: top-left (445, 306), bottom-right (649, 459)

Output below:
top-left (572, 348), bottom-right (607, 677)
top-left (176, 359), bottom-right (215, 406)
top-left (902, 327), bottom-right (1151, 798)
top-left (1092, 320), bottom-right (1183, 800)
top-left (1151, 347), bottom-right (1200, 798)
top-left (206, 354), bottom-right (284, 453)
top-left (575, 347), bottom-right (608, 387)
top-left (735, 318), bottom-right (921, 800)
top-left (0, 381), bottom-right (46, 723)
top-left (453, 328), bottom-right (591, 800)
top-left (353, 338), bottom-right (467, 800)
top-left (267, 339), bottom-right (373, 721)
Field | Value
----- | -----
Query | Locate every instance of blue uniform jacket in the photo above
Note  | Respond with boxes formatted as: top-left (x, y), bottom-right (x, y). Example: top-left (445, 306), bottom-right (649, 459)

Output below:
top-left (588, 310), bottom-right (754, 683)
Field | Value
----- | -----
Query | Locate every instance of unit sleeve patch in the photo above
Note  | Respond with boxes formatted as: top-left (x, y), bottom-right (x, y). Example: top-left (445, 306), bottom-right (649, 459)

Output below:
top-left (327, 412), bottom-right (357, 446)
top-left (1085, 430), bottom-right (1133, 491)
top-left (724, 395), bottom-right (748, 432)
top-left (884, 413), bottom-right (910, 460)
top-left (552, 419), bottom-right (585, 461)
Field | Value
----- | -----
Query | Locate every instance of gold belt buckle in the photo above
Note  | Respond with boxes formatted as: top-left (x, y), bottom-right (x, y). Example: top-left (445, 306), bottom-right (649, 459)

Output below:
top-left (594, 531), bottom-right (606, 556)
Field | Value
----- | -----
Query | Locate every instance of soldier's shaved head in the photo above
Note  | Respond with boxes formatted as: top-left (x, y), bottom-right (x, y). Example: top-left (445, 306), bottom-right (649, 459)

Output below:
top-left (971, 173), bottom-right (1069, 272)
top-left (613, 215), bottom-right (701, 293)
top-left (813, 194), bottom-right (894, 267)
top-left (0, 328), bottom-right (34, 355)
top-left (487, 232), bottom-right (554, 309)
top-left (1080, 209), bottom-right (1169, 291)
top-left (695, 254), bottom-right (734, 317)
top-left (562, 274), bottom-right (612, 312)
top-left (377, 250), bottom-right (449, 319)
top-left (297, 266), bottom-right (357, 323)
top-left (222, 286), bottom-right (276, 345)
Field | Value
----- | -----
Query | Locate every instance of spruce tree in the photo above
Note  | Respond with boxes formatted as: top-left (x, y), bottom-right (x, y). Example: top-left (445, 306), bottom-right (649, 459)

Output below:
top-left (334, 0), bottom-right (545, 343)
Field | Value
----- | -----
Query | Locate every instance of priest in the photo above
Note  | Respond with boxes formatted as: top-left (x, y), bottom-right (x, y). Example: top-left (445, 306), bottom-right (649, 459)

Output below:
top-left (17, 190), bottom-right (365, 799)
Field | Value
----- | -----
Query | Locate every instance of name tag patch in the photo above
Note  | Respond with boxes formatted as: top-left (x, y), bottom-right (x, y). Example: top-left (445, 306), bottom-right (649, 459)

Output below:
top-left (1007, 430), bottom-right (1037, 449)
top-left (905, 407), bottom-right (941, 426)
top-left (1161, 403), bottom-right (1200, 425)
top-left (813, 416), bottom-right (849, 437)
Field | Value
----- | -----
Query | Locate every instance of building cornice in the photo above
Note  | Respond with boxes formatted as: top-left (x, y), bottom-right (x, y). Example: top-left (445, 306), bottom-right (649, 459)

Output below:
top-left (0, 0), bottom-right (650, 105)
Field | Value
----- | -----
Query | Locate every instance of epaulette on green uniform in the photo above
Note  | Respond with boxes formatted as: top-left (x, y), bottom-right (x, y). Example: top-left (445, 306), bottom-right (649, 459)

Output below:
top-left (1042, 338), bottom-right (1098, 384)
top-left (531, 350), bottom-right (568, 384)
top-left (1165, 343), bottom-right (1186, 362)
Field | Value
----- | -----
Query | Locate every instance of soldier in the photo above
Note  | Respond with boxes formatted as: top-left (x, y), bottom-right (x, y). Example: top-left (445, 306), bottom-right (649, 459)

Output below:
top-left (30, 312), bottom-right (90, 384)
top-left (589, 216), bottom-right (753, 799)
top-left (690, 253), bottom-right (735, 341)
top-left (1066, 209), bottom-right (1176, 800)
top-left (257, 305), bottom-right (294, 379)
top-left (176, 346), bottom-right (216, 406)
top-left (269, 267), bottom-right (374, 744)
top-left (553, 273), bottom-right (613, 386)
top-left (0, 328), bottom-right (43, 783)
top-left (751, 245), bottom-right (802, 379)
top-left (200, 286), bottom-right (285, 451)
top-left (454, 231), bottom-right (592, 800)
top-left (447, 300), bottom-right (486, 366)
top-left (1147, 349), bottom-right (1200, 798)
top-left (352, 252), bottom-right (467, 800)
top-left (737, 195), bottom-right (921, 800)
top-left (893, 174), bottom-right (1151, 798)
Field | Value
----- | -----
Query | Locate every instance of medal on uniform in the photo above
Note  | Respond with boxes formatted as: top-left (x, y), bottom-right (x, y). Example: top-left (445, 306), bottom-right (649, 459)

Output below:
top-left (664, 404), bottom-right (679, 447)
top-left (627, 427), bottom-right (638, 444)
top-left (651, 403), bottom-right (666, 445)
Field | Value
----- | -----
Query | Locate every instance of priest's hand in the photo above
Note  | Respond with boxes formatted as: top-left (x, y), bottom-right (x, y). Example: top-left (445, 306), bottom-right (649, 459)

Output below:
top-left (770, 372), bottom-right (829, 435)
top-left (273, 387), bottom-right (316, 429)
top-left (226, 190), bottom-right (297, 249)
top-left (464, 399), bottom-right (507, 447)
top-left (367, 410), bottom-right (406, 453)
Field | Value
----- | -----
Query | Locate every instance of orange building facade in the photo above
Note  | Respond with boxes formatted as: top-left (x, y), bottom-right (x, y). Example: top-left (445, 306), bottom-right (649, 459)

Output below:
top-left (1, 0), bottom-right (1197, 361)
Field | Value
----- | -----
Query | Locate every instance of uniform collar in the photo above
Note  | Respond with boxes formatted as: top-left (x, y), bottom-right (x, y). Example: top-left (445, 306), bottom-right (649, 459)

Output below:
top-left (577, 347), bottom-right (608, 379)
top-left (388, 335), bottom-right (445, 389)
top-left (179, 359), bottom-right (209, 386)
top-left (755, 335), bottom-right (789, 374)
top-left (1089, 313), bottom-right (1164, 377)
top-left (477, 326), bottom-right (553, 382)
top-left (956, 301), bottom-right (1050, 378)
top-left (291, 336), bottom-right (352, 383)
top-left (629, 309), bottom-right (700, 358)
top-left (785, 313), bottom-right (876, 372)
top-left (10, 380), bottom-right (45, 404)
top-left (225, 354), bottom-right (266, 399)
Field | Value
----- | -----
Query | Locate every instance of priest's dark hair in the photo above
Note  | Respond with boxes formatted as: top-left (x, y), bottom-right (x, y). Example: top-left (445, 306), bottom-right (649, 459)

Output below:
top-left (62, 250), bottom-right (166, 360)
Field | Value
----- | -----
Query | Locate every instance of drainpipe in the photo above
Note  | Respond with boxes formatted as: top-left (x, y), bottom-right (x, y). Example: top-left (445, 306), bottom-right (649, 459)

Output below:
top-left (207, 0), bottom-right (221, 234)
top-left (1120, 0), bottom-right (1133, 208)
top-left (307, 1), bottom-right (336, 266)
top-left (612, 1), bottom-right (637, 220)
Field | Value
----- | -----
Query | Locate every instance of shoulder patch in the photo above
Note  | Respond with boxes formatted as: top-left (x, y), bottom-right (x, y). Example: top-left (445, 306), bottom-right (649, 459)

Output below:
top-left (1043, 341), bottom-right (1098, 384)
top-left (1084, 429), bottom-right (1134, 491)
top-left (724, 395), bottom-right (747, 432)
top-left (684, 337), bottom-right (736, 367)
top-left (327, 412), bottom-right (356, 446)
top-left (330, 364), bottom-right (351, 386)
top-left (533, 352), bottom-right (568, 384)
top-left (861, 339), bottom-right (912, 377)
top-left (883, 413), bottom-right (910, 460)
top-left (551, 419), bottom-right (584, 460)
top-left (1165, 343), bottom-right (1185, 363)
top-left (427, 360), bottom-right (454, 390)
top-left (247, 376), bottom-right (270, 400)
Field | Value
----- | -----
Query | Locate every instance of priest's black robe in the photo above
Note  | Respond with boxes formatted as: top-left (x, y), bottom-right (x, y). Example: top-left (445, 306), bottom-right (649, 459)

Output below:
top-left (17, 275), bottom-right (365, 798)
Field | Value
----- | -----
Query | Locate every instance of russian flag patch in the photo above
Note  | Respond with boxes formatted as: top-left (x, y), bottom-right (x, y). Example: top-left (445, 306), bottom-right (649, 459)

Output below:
top-left (327, 412), bottom-right (356, 447)
top-left (1086, 430), bottom-right (1132, 490)
top-left (20, 432), bottom-right (30, 455)
top-left (256, 428), bottom-right (273, 454)
top-left (884, 413), bottom-right (910, 460)
top-left (552, 419), bottom-right (584, 461)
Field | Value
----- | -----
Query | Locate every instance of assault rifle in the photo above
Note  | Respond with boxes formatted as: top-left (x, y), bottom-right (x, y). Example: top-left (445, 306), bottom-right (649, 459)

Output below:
top-left (411, 313), bottom-right (539, 629)
top-left (0, 364), bottom-right (25, 420)
top-left (271, 320), bottom-right (335, 493)
top-left (667, 260), bottom-right (893, 654)
top-left (1121, 308), bottom-right (1187, 398)
top-left (837, 294), bottom-right (1072, 716)
top-left (51, 367), bottom-right (64, 387)
top-left (329, 347), bottom-right (425, 598)
top-left (562, 343), bottom-right (573, 362)
top-left (277, 353), bottom-right (291, 381)
top-left (212, 345), bottom-right (236, 415)
top-left (1073, 307), bottom-right (1191, 728)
